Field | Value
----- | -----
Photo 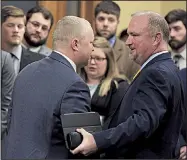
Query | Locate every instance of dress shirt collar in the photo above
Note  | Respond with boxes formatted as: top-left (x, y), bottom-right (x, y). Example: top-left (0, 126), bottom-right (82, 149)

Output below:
top-left (54, 50), bottom-right (76, 72)
top-left (141, 51), bottom-right (169, 70)
top-left (171, 45), bottom-right (186, 60)
top-left (22, 43), bottom-right (41, 53)
top-left (9, 45), bottom-right (22, 60)
top-left (108, 35), bottom-right (116, 47)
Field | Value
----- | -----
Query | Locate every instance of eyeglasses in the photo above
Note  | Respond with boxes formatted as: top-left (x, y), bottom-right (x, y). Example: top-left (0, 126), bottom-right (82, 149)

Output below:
top-left (88, 56), bottom-right (107, 63)
top-left (28, 21), bottom-right (49, 32)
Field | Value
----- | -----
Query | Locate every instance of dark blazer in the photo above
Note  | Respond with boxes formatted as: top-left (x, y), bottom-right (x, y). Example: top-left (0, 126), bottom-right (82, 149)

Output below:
top-left (179, 68), bottom-right (187, 146)
top-left (1, 51), bottom-right (16, 139)
top-left (91, 78), bottom-right (129, 127)
top-left (3, 51), bottom-right (91, 159)
top-left (93, 52), bottom-right (185, 158)
top-left (20, 46), bottom-right (45, 72)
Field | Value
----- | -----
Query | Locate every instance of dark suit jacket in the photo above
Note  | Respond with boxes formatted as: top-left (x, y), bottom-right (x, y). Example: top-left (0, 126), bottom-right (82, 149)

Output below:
top-left (3, 51), bottom-right (91, 159)
top-left (1, 51), bottom-right (16, 139)
top-left (113, 38), bottom-right (140, 81)
top-left (93, 52), bottom-right (185, 158)
top-left (179, 68), bottom-right (187, 146)
top-left (91, 78), bottom-right (129, 127)
top-left (20, 47), bottom-right (45, 72)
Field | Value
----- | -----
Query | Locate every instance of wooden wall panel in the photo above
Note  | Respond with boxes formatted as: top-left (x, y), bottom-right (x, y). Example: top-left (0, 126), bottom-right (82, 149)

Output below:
top-left (39, 1), bottom-right (66, 49)
top-left (80, 1), bottom-right (101, 33)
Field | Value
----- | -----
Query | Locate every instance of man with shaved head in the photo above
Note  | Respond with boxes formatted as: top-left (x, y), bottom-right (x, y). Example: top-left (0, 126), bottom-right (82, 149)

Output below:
top-left (71, 11), bottom-right (185, 159)
top-left (3, 16), bottom-right (94, 159)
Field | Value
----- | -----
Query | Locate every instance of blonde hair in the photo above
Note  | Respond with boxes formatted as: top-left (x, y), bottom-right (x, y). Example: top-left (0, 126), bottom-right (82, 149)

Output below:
top-left (2, 5), bottom-right (25, 24)
top-left (52, 16), bottom-right (92, 48)
top-left (80, 36), bottom-right (129, 96)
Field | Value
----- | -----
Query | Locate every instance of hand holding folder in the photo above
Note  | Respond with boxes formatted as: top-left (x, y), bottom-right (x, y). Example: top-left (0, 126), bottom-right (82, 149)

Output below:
top-left (61, 112), bottom-right (102, 150)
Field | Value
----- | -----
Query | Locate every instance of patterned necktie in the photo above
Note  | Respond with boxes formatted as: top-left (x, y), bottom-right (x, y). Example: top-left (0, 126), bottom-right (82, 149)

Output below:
top-left (173, 54), bottom-right (182, 69)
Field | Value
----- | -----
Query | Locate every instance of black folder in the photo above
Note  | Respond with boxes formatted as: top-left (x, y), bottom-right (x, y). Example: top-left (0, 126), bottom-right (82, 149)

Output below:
top-left (61, 112), bottom-right (102, 149)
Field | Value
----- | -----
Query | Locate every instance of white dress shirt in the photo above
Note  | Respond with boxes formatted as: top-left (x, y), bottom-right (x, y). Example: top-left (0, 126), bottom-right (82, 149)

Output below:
top-left (54, 50), bottom-right (76, 72)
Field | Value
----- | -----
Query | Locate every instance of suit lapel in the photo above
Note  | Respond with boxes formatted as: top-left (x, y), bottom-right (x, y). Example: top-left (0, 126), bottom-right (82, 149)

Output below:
top-left (143, 52), bottom-right (171, 70)
top-left (20, 47), bottom-right (30, 72)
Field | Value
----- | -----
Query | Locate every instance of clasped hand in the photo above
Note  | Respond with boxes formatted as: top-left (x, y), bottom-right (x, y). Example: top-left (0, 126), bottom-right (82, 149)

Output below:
top-left (70, 128), bottom-right (98, 156)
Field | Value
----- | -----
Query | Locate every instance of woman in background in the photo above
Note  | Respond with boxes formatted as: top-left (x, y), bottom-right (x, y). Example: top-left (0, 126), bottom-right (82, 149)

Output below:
top-left (79, 36), bottom-right (129, 127)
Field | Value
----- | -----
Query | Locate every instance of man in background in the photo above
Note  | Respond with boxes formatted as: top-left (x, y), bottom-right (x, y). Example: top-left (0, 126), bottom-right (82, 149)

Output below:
top-left (165, 9), bottom-right (187, 159)
top-left (3, 16), bottom-right (94, 159)
top-left (22, 6), bottom-right (54, 56)
top-left (94, 1), bottom-right (140, 81)
top-left (1, 5), bottom-right (45, 76)
top-left (165, 9), bottom-right (186, 70)
top-left (71, 11), bottom-right (185, 159)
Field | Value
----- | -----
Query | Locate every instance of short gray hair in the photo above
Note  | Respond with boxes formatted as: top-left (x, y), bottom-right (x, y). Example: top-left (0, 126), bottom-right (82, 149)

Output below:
top-left (52, 16), bottom-right (92, 48)
top-left (132, 11), bottom-right (169, 42)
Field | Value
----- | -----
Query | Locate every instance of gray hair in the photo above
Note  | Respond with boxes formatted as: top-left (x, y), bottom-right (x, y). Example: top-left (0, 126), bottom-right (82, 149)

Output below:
top-left (132, 11), bottom-right (169, 42)
top-left (52, 16), bottom-right (92, 48)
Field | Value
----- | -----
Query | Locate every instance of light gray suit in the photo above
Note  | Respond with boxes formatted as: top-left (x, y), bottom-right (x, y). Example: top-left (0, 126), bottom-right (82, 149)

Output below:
top-left (1, 51), bottom-right (16, 138)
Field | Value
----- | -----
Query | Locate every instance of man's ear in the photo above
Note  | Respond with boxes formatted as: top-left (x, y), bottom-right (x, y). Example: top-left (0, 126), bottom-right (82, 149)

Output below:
top-left (71, 38), bottom-right (79, 52)
top-left (153, 32), bottom-right (162, 46)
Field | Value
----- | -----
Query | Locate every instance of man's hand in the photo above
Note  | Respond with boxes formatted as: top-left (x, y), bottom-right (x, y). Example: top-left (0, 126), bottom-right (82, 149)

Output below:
top-left (70, 128), bottom-right (98, 156)
top-left (180, 146), bottom-right (187, 159)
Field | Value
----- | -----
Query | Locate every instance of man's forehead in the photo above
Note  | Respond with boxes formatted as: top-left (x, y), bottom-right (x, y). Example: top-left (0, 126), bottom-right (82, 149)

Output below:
top-left (29, 13), bottom-right (51, 26)
top-left (4, 16), bottom-right (25, 24)
top-left (97, 11), bottom-right (118, 18)
top-left (169, 21), bottom-right (185, 28)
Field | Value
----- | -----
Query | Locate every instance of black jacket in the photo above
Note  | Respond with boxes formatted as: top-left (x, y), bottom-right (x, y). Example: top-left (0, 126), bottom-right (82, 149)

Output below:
top-left (91, 78), bottom-right (129, 128)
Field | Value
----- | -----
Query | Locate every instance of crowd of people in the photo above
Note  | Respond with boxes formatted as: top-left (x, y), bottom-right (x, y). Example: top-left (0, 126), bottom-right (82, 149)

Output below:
top-left (1, 1), bottom-right (186, 159)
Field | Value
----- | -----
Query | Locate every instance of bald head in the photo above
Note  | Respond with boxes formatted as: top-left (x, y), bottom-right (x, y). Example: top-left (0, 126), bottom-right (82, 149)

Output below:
top-left (53, 16), bottom-right (92, 48)
top-left (132, 11), bottom-right (169, 42)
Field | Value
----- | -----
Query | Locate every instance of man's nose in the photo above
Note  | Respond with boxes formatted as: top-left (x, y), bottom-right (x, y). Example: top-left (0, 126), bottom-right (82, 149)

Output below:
top-left (170, 29), bottom-right (176, 38)
top-left (90, 58), bottom-right (96, 64)
top-left (36, 26), bottom-right (42, 33)
top-left (103, 20), bottom-right (109, 27)
top-left (13, 25), bottom-right (19, 32)
top-left (125, 35), bottom-right (132, 46)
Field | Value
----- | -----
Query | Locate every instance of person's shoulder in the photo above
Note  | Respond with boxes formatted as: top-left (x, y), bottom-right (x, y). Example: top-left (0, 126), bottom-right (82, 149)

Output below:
top-left (180, 68), bottom-right (187, 73)
top-left (22, 47), bottom-right (46, 59)
top-left (1, 50), bottom-right (13, 67)
top-left (40, 45), bottom-right (52, 56)
top-left (114, 37), bottom-right (124, 47)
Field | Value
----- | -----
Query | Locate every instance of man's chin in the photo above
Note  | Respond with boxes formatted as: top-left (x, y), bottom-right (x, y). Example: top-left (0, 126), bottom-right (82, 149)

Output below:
top-left (11, 41), bottom-right (21, 46)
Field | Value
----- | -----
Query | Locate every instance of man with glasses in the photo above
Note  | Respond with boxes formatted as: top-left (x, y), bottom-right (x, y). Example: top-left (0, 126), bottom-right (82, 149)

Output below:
top-left (22, 6), bottom-right (54, 56)
top-left (1, 5), bottom-right (45, 77)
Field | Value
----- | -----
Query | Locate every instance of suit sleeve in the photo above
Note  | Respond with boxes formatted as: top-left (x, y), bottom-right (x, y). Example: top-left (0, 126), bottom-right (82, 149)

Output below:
top-left (93, 68), bottom-right (169, 151)
top-left (1, 53), bottom-right (16, 137)
top-left (60, 80), bottom-right (91, 114)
